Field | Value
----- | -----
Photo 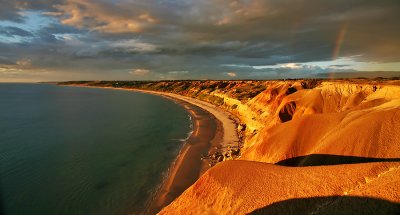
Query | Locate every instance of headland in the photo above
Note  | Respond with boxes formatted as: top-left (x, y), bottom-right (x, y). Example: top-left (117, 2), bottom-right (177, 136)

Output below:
top-left (60, 78), bottom-right (400, 214)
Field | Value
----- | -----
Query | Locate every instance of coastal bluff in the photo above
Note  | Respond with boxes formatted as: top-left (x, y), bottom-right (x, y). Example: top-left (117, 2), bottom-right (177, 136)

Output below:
top-left (60, 79), bottom-right (400, 214)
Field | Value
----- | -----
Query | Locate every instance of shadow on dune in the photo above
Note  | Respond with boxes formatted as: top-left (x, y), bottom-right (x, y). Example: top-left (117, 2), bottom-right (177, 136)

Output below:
top-left (249, 196), bottom-right (400, 215)
top-left (276, 154), bottom-right (400, 167)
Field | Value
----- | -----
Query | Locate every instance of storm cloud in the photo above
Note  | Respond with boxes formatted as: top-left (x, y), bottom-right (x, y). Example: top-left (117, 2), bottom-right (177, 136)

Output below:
top-left (0, 0), bottom-right (399, 81)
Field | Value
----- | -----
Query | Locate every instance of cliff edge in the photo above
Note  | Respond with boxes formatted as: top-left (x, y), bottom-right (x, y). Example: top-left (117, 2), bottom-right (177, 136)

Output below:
top-left (158, 80), bottom-right (400, 214)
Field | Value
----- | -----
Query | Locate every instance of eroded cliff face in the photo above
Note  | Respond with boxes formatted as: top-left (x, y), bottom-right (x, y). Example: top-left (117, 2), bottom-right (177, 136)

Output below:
top-left (157, 80), bottom-right (400, 214)
top-left (241, 82), bottom-right (400, 163)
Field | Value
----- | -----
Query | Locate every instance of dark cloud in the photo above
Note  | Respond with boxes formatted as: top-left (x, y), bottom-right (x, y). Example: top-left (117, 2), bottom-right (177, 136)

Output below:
top-left (0, 26), bottom-right (33, 37)
top-left (0, 0), bottom-right (22, 22)
top-left (314, 71), bottom-right (400, 79)
top-left (0, 0), bottom-right (63, 21)
top-left (0, 0), bottom-right (399, 81)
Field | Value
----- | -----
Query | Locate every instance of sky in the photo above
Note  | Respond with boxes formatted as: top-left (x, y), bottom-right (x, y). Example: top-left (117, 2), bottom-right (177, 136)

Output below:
top-left (0, 0), bottom-right (399, 82)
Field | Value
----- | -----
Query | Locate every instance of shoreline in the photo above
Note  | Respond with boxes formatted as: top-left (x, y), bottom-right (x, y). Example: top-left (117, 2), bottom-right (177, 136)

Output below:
top-left (144, 92), bottom-right (221, 213)
top-left (59, 85), bottom-right (240, 213)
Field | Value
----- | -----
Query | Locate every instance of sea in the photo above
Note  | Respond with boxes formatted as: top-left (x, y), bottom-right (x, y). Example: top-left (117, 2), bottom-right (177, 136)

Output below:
top-left (0, 83), bottom-right (192, 215)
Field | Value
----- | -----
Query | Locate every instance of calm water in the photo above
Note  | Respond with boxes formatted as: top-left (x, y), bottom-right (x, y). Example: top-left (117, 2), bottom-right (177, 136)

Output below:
top-left (0, 84), bottom-right (192, 215)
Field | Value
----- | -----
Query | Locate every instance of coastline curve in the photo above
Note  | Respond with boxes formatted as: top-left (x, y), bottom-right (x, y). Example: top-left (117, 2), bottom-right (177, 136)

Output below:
top-left (60, 85), bottom-right (240, 214)
top-left (132, 89), bottom-right (240, 213)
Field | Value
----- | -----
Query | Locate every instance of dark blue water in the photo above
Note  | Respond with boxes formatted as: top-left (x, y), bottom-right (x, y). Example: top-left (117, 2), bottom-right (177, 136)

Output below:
top-left (0, 84), bottom-right (192, 215)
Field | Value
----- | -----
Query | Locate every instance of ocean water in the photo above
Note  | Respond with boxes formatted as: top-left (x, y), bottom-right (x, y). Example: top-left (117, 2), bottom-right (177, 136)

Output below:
top-left (0, 84), bottom-right (192, 215)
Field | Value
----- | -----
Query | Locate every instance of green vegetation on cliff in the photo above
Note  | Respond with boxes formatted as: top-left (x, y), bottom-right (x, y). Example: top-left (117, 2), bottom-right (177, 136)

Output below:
top-left (58, 80), bottom-right (302, 106)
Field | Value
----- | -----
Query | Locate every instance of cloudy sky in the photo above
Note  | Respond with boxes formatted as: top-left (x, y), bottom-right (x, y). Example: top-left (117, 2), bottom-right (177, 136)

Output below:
top-left (0, 0), bottom-right (399, 82)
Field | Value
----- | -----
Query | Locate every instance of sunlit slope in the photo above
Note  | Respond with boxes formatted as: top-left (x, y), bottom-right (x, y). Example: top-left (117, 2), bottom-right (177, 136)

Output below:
top-left (160, 81), bottom-right (400, 214)
top-left (242, 83), bottom-right (400, 163)
top-left (160, 161), bottom-right (400, 214)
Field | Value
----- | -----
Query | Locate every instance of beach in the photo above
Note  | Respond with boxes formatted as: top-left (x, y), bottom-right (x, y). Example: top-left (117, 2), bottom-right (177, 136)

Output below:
top-left (145, 96), bottom-right (219, 213)
top-left (130, 90), bottom-right (240, 213)
top-left (62, 85), bottom-right (240, 213)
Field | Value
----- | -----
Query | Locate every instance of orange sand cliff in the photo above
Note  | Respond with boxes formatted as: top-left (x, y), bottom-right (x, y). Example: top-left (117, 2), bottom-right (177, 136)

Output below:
top-left (160, 80), bottom-right (400, 214)
top-left (242, 83), bottom-right (400, 163)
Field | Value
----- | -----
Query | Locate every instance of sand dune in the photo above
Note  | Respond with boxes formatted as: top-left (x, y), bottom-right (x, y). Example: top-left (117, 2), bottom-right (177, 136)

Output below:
top-left (160, 161), bottom-right (400, 214)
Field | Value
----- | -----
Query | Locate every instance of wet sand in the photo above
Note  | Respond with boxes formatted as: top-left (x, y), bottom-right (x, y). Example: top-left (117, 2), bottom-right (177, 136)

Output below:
top-left (146, 98), bottom-right (220, 213)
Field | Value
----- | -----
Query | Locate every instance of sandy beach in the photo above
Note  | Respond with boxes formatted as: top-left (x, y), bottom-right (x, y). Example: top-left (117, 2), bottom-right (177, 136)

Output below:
top-left (124, 89), bottom-right (240, 213)
top-left (61, 85), bottom-right (240, 213)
